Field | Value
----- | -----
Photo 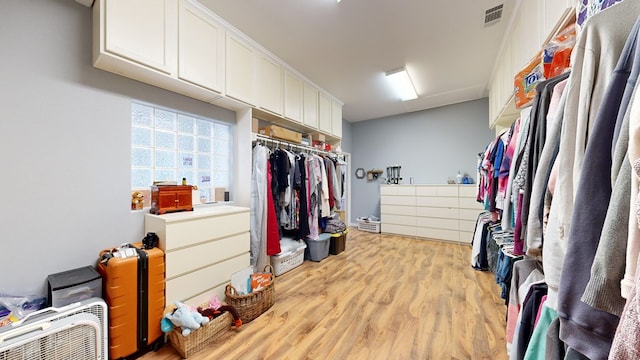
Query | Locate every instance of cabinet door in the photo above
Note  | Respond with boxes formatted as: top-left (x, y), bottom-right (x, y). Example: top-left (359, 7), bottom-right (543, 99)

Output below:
top-left (284, 71), bottom-right (303, 123)
top-left (104, 0), bottom-right (177, 74)
top-left (178, 0), bottom-right (224, 93)
top-left (158, 192), bottom-right (179, 209)
top-left (257, 54), bottom-right (284, 115)
top-left (331, 99), bottom-right (343, 139)
top-left (226, 33), bottom-right (257, 105)
top-left (303, 82), bottom-right (319, 129)
top-left (176, 189), bottom-right (193, 210)
top-left (318, 91), bottom-right (332, 134)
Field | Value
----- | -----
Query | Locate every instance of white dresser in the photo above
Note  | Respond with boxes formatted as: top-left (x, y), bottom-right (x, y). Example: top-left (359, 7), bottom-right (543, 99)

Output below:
top-left (145, 205), bottom-right (250, 307)
top-left (380, 184), bottom-right (483, 244)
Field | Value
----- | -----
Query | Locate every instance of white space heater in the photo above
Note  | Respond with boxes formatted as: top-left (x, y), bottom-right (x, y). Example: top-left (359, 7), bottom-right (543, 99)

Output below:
top-left (0, 297), bottom-right (108, 360)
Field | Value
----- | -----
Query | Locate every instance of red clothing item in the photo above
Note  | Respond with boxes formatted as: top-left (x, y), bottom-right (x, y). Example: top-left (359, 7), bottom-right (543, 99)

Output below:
top-left (266, 161), bottom-right (281, 256)
top-left (326, 159), bottom-right (335, 209)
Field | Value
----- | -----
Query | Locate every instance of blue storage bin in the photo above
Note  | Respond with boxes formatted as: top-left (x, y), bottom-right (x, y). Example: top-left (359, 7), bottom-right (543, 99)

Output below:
top-left (304, 233), bottom-right (331, 262)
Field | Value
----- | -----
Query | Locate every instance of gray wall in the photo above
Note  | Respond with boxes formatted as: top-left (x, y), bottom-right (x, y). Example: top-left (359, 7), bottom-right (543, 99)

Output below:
top-left (349, 98), bottom-right (495, 222)
top-left (0, 0), bottom-right (235, 296)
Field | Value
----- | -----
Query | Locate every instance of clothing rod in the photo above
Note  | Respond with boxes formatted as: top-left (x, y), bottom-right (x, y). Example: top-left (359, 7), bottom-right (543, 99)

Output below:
top-left (253, 133), bottom-right (337, 156)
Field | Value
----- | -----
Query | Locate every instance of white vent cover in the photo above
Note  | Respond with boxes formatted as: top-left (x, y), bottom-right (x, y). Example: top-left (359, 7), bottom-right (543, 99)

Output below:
top-left (484, 4), bottom-right (504, 25)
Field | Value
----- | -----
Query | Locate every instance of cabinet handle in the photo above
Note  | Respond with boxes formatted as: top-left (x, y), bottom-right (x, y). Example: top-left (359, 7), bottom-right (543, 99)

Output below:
top-left (175, 200), bottom-right (179, 203)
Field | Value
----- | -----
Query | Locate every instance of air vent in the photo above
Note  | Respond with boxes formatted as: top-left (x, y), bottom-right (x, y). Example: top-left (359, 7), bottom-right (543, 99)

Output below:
top-left (484, 4), bottom-right (503, 25)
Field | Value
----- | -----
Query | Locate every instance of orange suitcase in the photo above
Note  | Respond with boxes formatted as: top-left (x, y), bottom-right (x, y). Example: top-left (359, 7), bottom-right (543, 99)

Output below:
top-left (97, 241), bottom-right (165, 359)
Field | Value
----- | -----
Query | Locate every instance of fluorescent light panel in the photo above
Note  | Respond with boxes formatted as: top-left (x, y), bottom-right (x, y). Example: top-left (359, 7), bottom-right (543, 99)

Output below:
top-left (386, 68), bottom-right (418, 101)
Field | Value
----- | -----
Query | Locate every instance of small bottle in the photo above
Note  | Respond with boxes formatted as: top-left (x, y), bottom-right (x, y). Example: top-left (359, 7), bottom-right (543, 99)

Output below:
top-left (456, 171), bottom-right (463, 184)
top-left (182, 177), bottom-right (187, 186)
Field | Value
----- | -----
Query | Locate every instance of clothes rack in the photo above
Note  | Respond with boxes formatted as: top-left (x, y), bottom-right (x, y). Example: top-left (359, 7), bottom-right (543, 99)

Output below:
top-left (253, 133), bottom-right (343, 158)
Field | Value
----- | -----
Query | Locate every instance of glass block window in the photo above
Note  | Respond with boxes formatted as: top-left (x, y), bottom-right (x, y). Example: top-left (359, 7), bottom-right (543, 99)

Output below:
top-left (131, 102), bottom-right (233, 204)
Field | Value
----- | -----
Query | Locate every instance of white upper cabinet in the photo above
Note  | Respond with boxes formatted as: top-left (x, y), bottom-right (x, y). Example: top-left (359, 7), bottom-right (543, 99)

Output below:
top-left (101, 0), bottom-right (177, 74)
top-left (284, 71), bottom-right (303, 123)
top-left (303, 82), bottom-right (319, 129)
top-left (331, 98), bottom-right (343, 139)
top-left (93, 0), bottom-right (343, 135)
top-left (318, 91), bottom-right (332, 134)
top-left (225, 32), bottom-right (257, 106)
top-left (257, 54), bottom-right (284, 115)
top-left (178, 0), bottom-right (224, 93)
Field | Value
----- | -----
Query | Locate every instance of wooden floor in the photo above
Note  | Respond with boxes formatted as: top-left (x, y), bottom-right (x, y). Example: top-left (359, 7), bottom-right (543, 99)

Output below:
top-left (141, 229), bottom-right (508, 360)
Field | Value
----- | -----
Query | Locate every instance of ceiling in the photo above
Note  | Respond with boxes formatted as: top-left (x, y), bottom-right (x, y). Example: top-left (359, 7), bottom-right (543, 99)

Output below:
top-left (199, 0), bottom-right (517, 123)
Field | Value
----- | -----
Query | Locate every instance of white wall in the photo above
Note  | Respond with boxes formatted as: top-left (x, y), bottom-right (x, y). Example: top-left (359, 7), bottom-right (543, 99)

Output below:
top-left (0, 0), bottom-right (236, 296)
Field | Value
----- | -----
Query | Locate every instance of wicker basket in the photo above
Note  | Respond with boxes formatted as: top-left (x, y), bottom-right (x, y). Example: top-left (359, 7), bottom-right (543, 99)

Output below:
top-left (225, 265), bottom-right (275, 323)
top-left (168, 311), bottom-right (232, 358)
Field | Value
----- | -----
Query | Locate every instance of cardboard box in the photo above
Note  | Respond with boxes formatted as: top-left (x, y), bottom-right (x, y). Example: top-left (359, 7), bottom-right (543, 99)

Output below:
top-left (252, 118), bottom-right (259, 133)
top-left (311, 133), bottom-right (326, 142)
top-left (259, 125), bottom-right (302, 143)
top-left (215, 188), bottom-right (226, 202)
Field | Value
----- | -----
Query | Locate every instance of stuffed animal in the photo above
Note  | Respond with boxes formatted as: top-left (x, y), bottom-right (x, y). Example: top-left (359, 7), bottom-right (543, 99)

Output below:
top-left (197, 304), bottom-right (243, 328)
top-left (208, 295), bottom-right (222, 310)
top-left (131, 191), bottom-right (144, 210)
top-left (164, 301), bottom-right (210, 336)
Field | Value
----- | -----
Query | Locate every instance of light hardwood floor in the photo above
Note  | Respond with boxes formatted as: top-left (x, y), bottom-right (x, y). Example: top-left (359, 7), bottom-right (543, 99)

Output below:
top-left (141, 228), bottom-right (508, 360)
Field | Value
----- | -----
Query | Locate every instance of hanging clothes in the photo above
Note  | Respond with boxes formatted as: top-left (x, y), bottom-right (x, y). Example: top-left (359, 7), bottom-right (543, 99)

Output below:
top-left (296, 153), bottom-right (311, 240)
top-left (525, 78), bottom-right (569, 255)
top-left (519, 72), bottom-right (571, 254)
top-left (542, 0), bottom-right (640, 318)
top-left (306, 155), bottom-right (321, 239)
top-left (266, 160), bottom-right (281, 256)
top-left (555, 12), bottom-right (640, 360)
top-left (317, 155), bottom-right (330, 219)
top-left (582, 91), bottom-right (633, 316)
top-left (250, 144), bottom-right (268, 271)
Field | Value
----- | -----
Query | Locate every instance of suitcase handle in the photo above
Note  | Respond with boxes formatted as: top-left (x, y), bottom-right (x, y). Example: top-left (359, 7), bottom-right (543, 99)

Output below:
top-left (0, 322), bottom-right (51, 344)
top-left (9, 302), bottom-right (81, 327)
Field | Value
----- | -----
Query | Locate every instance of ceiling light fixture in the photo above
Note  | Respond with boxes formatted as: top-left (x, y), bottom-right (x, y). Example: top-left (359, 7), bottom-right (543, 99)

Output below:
top-left (337, 0), bottom-right (342, 2)
top-left (385, 67), bottom-right (418, 101)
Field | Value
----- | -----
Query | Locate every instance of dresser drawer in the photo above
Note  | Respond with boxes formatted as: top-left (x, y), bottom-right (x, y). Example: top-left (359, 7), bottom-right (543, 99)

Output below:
top-left (416, 227), bottom-right (459, 242)
top-left (416, 206), bottom-right (458, 219)
top-left (458, 185), bottom-right (478, 197)
top-left (380, 185), bottom-right (415, 196)
top-left (165, 232), bottom-right (249, 279)
top-left (381, 204), bottom-right (416, 216)
top-left (416, 196), bottom-right (458, 208)
top-left (415, 217), bottom-right (459, 231)
top-left (382, 223), bottom-right (416, 237)
top-left (382, 214), bottom-right (416, 226)
top-left (381, 195), bottom-right (416, 206)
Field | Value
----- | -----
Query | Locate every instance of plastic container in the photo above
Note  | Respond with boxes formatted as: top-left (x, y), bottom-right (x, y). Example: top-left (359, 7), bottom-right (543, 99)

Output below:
top-left (46, 266), bottom-right (102, 307)
top-left (271, 242), bottom-right (307, 276)
top-left (304, 233), bottom-right (331, 261)
top-left (329, 231), bottom-right (347, 255)
top-left (357, 218), bottom-right (381, 233)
